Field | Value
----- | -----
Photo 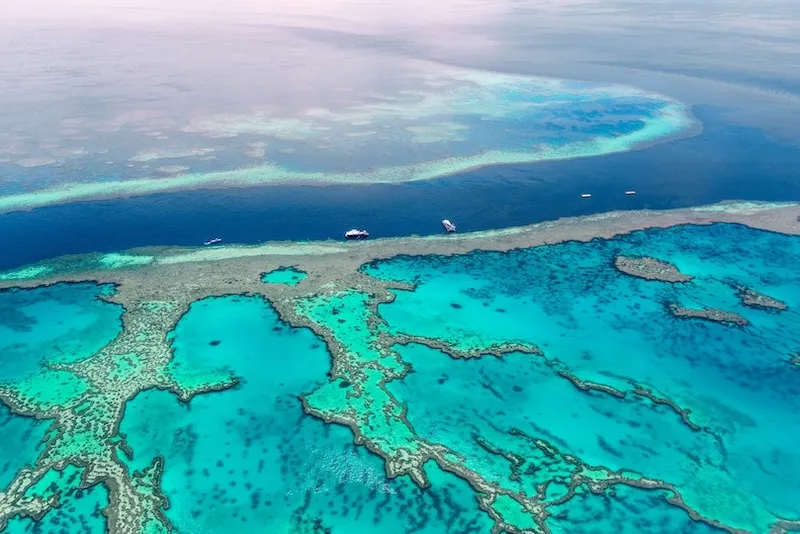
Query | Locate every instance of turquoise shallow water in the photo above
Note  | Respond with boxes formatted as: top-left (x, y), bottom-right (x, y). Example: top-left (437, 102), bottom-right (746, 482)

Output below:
top-left (390, 343), bottom-right (725, 533)
top-left (546, 485), bottom-right (722, 534)
top-left (0, 282), bottom-right (121, 510)
top-left (0, 404), bottom-right (49, 490)
top-left (260, 266), bottom-right (308, 286)
top-left (0, 283), bottom-right (122, 382)
top-left (120, 296), bottom-right (491, 533)
top-left (364, 223), bottom-right (800, 531)
top-left (4, 466), bottom-right (109, 534)
top-left (3, 224), bottom-right (799, 532)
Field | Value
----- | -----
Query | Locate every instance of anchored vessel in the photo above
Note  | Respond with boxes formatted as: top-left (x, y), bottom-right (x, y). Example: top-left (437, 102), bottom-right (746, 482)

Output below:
top-left (345, 229), bottom-right (369, 240)
top-left (581, 193), bottom-right (592, 199)
top-left (203, 237), bottom-right (222, 246)
top-left (626, 190), bottom-right (637, 196)
top-left (442, 219), bottom-right (457, 233)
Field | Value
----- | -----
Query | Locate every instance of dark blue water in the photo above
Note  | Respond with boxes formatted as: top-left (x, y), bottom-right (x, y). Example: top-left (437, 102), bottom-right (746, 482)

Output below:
top-left (3, 106), bottom-right (800, 270)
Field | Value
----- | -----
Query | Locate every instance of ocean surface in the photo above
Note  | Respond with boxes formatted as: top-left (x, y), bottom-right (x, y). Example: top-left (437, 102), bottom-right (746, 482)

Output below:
top-left (120, 296), bottom-right (493, 534)
top-left (3, 105), bottom-right (800, 270)
top-left (364, 223), bottom-right (800, 530)
top-left (2, 0), bottom-right (800, 269)
top-left (2, 0), bottom-right (800, 533)
top-left (2, 223), bottom-right (799, 532)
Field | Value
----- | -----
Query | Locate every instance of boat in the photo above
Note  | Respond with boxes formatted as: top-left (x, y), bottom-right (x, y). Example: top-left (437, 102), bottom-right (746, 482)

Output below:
top-left (345, 229), bottom-right (369, 240)
top-left (625, 190), bottom-right (637, 196)
top-left (204, 237), bottom-right (222, 246)
top-left (581, 193), bottom-right (592, 199)
top-left (442, 219), bottom-right (457, 233)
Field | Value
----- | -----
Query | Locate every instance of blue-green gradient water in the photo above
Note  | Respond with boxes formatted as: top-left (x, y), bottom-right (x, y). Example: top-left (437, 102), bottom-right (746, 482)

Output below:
top-left (120, 296), bottom-right (492, 533)
top-left (2, 0), bottom-right (800, 531)
top-left (0, 282), bottom-right (121, 531)
top-left (0, 404), bottom-right (48, 490)
top-left (0, 283), bottom-right (118, 427)
top-left (2, 224), bottom-right (799, 533)
top-left (364, 223), bottom-right (800, 531)
top-left (260, 266), bottom-right (308, 286)
top-left (0, 283), bottom-right (122, 382)
top-left (4, 465), bottom-right (109, 534)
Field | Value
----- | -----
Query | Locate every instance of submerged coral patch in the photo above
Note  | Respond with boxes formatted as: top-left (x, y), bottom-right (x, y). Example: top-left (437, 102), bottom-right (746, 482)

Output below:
top-left (120, 295), bottom-right (491, 533)
top-left (365, 223), bottom-right (800, 531)
top-left (0, 63), bottom-right (695, 213)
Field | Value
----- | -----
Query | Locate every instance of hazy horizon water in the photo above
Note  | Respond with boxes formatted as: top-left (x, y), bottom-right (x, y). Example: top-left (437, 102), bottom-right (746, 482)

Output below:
top-left (1, 0), bottom-right (799, 265)
top-left (0, 41), bottom-right (697, 213)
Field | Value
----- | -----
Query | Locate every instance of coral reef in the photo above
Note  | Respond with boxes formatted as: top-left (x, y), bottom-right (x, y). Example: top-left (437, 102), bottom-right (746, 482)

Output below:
top-left (668, 304), bottom-right (749, 326)
top-left (0, 202), bottom-right (799, 533)
top-left (614, 255), bottom-right (693, 282)
top-left (736, 286), bottom-right (788, 311)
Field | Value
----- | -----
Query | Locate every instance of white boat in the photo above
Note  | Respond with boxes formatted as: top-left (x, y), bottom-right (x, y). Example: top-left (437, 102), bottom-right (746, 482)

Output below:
top-left (442, 219), bottom-right (456, 233)
top-left (204, 237), bottom-right (222, 246)
top-left (581, 193), bottom-right (592, 199)
top-left (345, 229), bottom-right (369, 240)
top-left (625, 190), bottom-right (637, 196)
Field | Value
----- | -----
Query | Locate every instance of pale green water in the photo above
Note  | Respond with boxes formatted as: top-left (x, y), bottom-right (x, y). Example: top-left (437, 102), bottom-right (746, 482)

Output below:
top-left (260, 266), bottom-right (308, 286)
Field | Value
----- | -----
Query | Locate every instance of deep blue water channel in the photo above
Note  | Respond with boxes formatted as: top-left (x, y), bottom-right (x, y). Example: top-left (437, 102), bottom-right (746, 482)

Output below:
top-left (3, 106), bottom-right (800, 270)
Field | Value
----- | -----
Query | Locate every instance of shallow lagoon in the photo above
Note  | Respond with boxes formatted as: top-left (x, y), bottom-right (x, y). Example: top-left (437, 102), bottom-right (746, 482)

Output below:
top-left (0, 283), bottom-right (121, 532)
top-left (0, 283), bottom-right (122, 382)
top-left (261, 266), bottom-right (308, 286)
top-left (1, 223), bottom-right (799, 533)
top-left (365, 223), bottom-right (800, 530)
top-left (120, 296), bottom-right (491, 533)
top-left (0, 404), bottom-right (48, 490)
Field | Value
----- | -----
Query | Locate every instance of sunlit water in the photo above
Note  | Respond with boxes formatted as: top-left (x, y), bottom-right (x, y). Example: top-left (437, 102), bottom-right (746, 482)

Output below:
top-left (2, 1), bottom-right (800, 533)
top-left (1, 0), bottom-right (799, 235)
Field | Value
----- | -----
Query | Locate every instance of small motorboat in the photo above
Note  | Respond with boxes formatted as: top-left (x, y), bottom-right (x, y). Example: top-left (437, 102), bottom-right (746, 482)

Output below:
top-left (204, 237), bottom-right (223, 246)
top-left (442, 219), bottom-right (456, 233)
top-left (345, 229), bottom-right (369, 240)
top-left (625, 190), bottom-right (637, 196)
top-left (581, 193), bottom-right (592, 199)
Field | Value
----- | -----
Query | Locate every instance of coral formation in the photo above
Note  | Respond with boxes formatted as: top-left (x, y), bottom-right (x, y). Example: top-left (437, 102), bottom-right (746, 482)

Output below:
top-left (0, 202), bottom-right (799, 533)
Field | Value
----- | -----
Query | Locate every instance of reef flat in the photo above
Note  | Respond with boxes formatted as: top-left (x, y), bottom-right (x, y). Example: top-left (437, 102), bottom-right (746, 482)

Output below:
top-left (736, 287), bottom-right (788, 311)
top-left (0, 62), bottom-right (696, 214)
top-left (668, 304), bottom-right (750, 326)
top-left (614, 255), bottom-right (694, 282)
top-left (1, 201), bottom-right (800, 534)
